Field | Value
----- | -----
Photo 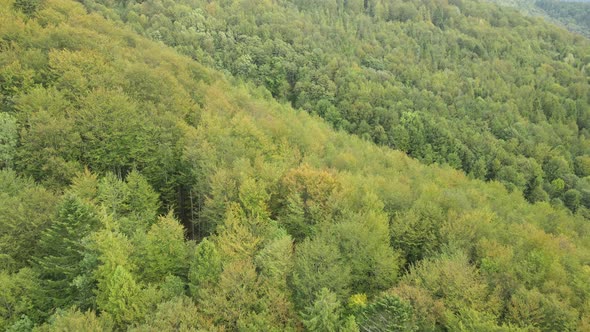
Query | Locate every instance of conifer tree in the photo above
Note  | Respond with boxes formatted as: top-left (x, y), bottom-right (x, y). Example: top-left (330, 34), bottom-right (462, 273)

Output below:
top-left (188, 238), bottom-right (222, 301)
top-left (301, 288), bottom-right (342, 332)
top-left (34, 195), bottom-right (100, 311)
top-left (123, 170), bottom-right (160, 226)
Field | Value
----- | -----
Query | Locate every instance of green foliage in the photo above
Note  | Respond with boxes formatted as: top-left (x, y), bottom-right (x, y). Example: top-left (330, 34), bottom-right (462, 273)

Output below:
top-left (188, 238), bottom-right (222, 301)
top-left (291, 238), bottom-right (351, 309)
top-left (0, 268), bottom-right (42, 330)
top-left (357, 294), bottom-right (417, 332)
top-left (277, 165), bottom-right (338, 240)
top-left (574, 156), bottom-right (590, 178)
top-left (0, 113), bottom-right (17, 169)
top-left (15, 87), bottom-right (83, 189)
top-left (239, 177), bottom-right (271, 221)
top-left (1, 0), bottom-right (590, 330)
top-left (68, 169), bottom-right (99, 203)
top-left (0, 170), bottom-right (57, 272)
top-left (34, 195), bottom-right (100, 311)
top-left (391, 209), bottom-right (441, 265)
top-left (216, 203), bottom-right (262, 261)
top-left (536, 0), bottom-right (590, 37)
top-left (129, 296), bottom-right (201, 332)
top-left (301, 288), bottom-right (342, 332)
top-left (96, 265), bottom-right (144, 328)
top-left (332, 212), bottom-right (400, 295)
top-left (82, 0), bottom-right (590, 212)
top-left (77, 89), bottom-right (152, 177)
top-left (564, 189), bottom-right (582, 212)
top-left (399, 252), bottom-right (501, 317)
top-left (33, 308), bottom-right (112, 332)
top-left (96, 171), bottom-right (160, 235)
top-left (446, 307), bottom-right (524, 332)
top-left (204, 259), bottom-right (259, 329)
top-left (91, 227), bottom-right (137, 318)
top-left (507, 287), bottom-right (578, 331)
top-left (252, 231), bottom-right (298, 330)
top-left (123, 170), bottom-right (160, 225)
top-left (97, 173), bottom-right (127, 217)
top-left (6, 315), bottom-right (34, 332)
top-left (254, 232), bottom-right (293, 289)
top-left (13, 0), bottom-right (42, 16)
top-left (341, 315), bottom-right (360, 332)
top-left (139, 213), bottom-right (189, 282)
top-left (391, 284), bottom-right (445, 331)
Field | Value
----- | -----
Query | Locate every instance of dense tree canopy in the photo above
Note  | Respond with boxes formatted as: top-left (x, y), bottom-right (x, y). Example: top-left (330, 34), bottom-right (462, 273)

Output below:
top-left (80, 0), bottom-right (590, 212)
top-left (487, 0), bottom-right (590, 37)
top-left (1, 0), bottom-right (590, 330)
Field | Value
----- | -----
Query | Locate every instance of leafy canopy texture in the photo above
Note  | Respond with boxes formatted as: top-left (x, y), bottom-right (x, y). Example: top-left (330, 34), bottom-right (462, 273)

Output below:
top-left (83, 0), bottom-right (590, 213)
top-left (0, 0), bottom-right (590, 330)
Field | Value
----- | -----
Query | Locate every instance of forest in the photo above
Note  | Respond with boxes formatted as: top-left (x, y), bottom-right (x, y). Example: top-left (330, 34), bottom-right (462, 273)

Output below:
top-left (80, 0), bottom-right (590, 213)
top-left (536, 0), bottom-right (590, 37)
top-left (486, 0), bottom-right (590, 37)
top-left (1, 0), bottom-right (590, 330)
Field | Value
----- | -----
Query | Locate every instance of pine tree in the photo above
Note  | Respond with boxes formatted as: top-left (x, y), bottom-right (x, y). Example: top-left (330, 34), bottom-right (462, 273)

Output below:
top-left (123, 170), bottom-right (160, 226)
top-left (301, 288), bottom-right (342, 332)
top-left (34, 195), bottom-right (100, 311)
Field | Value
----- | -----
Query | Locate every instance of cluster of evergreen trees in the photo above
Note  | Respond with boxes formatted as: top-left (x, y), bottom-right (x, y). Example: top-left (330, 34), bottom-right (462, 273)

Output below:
top-left (1, 0), bottom-right (590, 330)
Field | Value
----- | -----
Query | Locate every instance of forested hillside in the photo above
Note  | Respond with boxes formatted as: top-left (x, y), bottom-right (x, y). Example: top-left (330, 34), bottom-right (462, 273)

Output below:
top-left (80, 0), bottom-right (590, 213)
top-left (486, 0), bottom-right (590, 37)
top-left (536, 0), bottom-right (590, 37)
top-left (2, 0), bottom-right (590, 331)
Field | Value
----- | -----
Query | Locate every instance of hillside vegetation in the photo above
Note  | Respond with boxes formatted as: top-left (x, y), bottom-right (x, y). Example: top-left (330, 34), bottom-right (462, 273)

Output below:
top-left (536, 0), bottom-right (590, 37)
top-left (2, 0), bottom-right (590, 331)
top-left (486, 0), bottom-right (590, 37)
top-left (79, 0), bottom-right (590, 213)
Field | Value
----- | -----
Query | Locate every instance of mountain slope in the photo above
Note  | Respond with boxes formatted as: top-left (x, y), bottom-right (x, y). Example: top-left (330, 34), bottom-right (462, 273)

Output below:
top-left (79, 0), bottom-right (590, 213)
top-left (1, 0), bottom-right (590, 330)
top-left (486, 0), bottom-right (590, 37)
